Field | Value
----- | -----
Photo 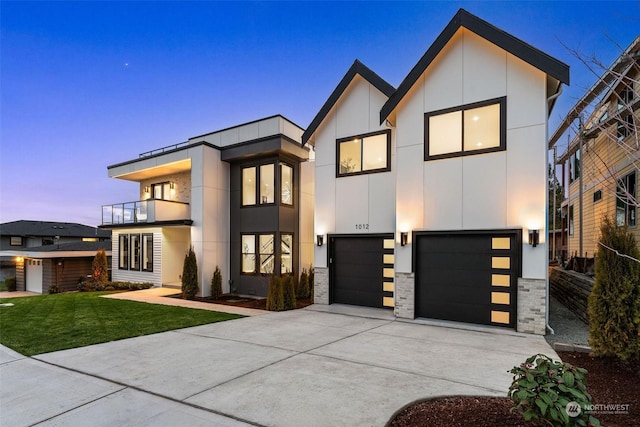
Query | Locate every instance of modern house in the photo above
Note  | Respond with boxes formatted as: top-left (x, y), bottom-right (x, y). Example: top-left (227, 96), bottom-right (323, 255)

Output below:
top-left (0, 220), bottom-right (111, 292)
top-left (549, 36), bottom-right (639, 260)
top-left (100, 115), bottom-right (314, 297)
top-left (303, 9), bottom-right (569, 334)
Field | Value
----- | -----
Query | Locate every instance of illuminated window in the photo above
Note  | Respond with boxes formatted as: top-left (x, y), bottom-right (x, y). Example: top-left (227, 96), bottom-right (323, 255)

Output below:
top-left (242, 167), bottom-right (256, 206)
top-left (281, 164), bottom-right (293, 205)
top-left (425, 97), bottom-right (505, 160)
top-left (241, 235), bottom-right (256, 273)
top-left (337, 130), bottom-right (390, 177)
top-left (260, 164), bottom-right (274, 204)
top-left (130, 234), bottom-right (140, 271)
top-left (10, 236), bottom-right (23, 246)
top-left (281, 234), bottom-right (293, 273)
top-left (259, 234), bottom-right (274, 274)
top-left (151, 182), bottom-right (171, 200)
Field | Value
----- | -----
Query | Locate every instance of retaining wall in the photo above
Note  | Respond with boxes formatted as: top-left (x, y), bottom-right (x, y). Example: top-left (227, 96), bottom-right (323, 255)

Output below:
top-left (549, 267), bottom-right (594, 324)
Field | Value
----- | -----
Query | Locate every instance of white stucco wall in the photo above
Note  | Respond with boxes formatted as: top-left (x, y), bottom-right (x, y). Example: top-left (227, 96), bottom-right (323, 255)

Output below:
top-left (394, 28), bottom-right (548, 279)
top-left (314, 75), bottom-right (395, 268)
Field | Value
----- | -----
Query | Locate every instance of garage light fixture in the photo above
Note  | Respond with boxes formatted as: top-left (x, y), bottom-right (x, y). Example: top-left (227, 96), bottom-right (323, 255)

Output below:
top-left (400, 232), bottom-right (408, 247)
top-left (317, 234), bottom-right (324, 247)
top-left (528, 229), bottom-right (539, 247)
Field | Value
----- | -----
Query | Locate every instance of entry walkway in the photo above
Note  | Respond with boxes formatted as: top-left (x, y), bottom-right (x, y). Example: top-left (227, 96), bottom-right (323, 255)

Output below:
top-left (1, 307), bottom-right (557, 427)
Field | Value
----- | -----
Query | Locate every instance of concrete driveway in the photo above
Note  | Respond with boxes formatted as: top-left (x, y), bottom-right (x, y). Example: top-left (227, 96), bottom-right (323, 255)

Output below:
top-left (1, 305), bottom-right (557, 426)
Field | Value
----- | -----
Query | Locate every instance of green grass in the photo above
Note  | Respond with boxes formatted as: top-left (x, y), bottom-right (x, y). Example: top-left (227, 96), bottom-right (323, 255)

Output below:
top-left (0, 292), bottom-right (243, 356)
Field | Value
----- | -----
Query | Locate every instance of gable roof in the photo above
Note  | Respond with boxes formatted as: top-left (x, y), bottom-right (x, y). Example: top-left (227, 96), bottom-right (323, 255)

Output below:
top-left (380, 8), bottom-right (570, 124)
top-left (0, 220), bottom-right (111, 239)
top-left (302, 59), bottom-right (395, 145)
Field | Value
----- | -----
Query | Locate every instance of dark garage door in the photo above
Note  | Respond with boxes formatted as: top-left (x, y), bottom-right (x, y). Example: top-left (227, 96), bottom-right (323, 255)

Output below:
top-left (415, 231), bottom-right (519, 328)
top-left (330, 236), bottom-right (394, 308)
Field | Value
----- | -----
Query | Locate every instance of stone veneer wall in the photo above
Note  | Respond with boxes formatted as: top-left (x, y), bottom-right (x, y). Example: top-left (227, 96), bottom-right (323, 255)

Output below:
top-left (517, 278), bottom-right (547, 335)
top-left (313, 266), bottom-right (329, 304)
top-left (394, 272), bottom-right (415, 319)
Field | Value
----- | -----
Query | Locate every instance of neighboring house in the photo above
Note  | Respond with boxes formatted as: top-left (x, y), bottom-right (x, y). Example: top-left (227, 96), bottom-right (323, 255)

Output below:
top-left (303, 9), bottom-right (569, 334)
top-left (100, 115), bottom-right (314, 297)
top-left (549, 36), bottom-right (639, 261)
top-left (0, 220), bottom-right (111, 292)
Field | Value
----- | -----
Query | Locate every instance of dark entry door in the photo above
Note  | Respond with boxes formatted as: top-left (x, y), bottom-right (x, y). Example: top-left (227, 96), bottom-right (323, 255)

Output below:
top-left (331, 237), bottom-right (385, 308)
top-left (415, 231), bottom-right (519, 328)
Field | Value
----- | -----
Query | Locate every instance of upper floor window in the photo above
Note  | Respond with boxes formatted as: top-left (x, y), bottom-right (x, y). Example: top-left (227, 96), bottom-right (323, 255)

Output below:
top-left (151, 182), bottom-right (172, 200)
top-left (425, 97), bottom-right (506, 161)
top-left (281, 164), bottom-right (293, 205)
top-left (569, 205), bottom-right (574, 236)
top-left (337, 130), bottom-right (391, 177)
top-left (617, 88), bottom-right (634, 110)
top-left (242, 164), bottom-right (275, 206)
top-left (10, 236), bottom-right (23, 246)
top-left (616, 171), bottom-right (637, 227)
top-left (617, 114), bottom-right (634, 143)
top-left (569, 149), bottom-right (581, 183)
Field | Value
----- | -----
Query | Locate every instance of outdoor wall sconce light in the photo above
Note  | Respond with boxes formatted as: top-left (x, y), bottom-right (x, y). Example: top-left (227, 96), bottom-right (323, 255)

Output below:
top-left (170, 182), bottom-right (175, 190)
top-left (528, 229), bottom-right (540, 247)
top-left (144, 186), bottom-right (150, 193)
top-left (317, 234), bottom-right (324, 247)
top-left (400, 232), bottom-right (408, 247)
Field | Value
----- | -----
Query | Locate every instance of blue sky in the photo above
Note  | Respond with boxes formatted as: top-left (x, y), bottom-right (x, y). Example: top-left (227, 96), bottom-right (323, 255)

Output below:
top-left (1, 1), bottom-right (638, 226)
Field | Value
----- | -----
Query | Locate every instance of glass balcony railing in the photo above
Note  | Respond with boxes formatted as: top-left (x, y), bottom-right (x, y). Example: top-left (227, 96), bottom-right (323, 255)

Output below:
top-left (101, 199), bottom-right (190, 225)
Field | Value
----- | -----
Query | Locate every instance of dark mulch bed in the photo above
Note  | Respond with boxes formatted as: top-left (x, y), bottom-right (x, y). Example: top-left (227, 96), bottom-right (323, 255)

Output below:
top-left (389, 352), bottom-right (639, 427)
top-left (169, 293), bottom-right (313, 310)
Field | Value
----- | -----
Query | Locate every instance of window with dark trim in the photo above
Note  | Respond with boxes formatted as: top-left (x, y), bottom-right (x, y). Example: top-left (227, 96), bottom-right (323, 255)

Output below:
top-left (281, 234), bottom-right (293, 274)
top-left (616, 170), bottom-right (637, 227)
top-left (10, 236), bottom-right (23, 246)
top-left (241, 233), bottom-right (275, 274)
top-left (593, 189), bottom-right (602, 203)
top-left (569, 150), bottom-right (581, 183)
top-left (130, 234), bottom-right (141, 271)
top-left (142, 233), bottom-right (154, 272)
top-left (242, 163), bottom-right (276, 206)
top-left (569, 205), bottom-right (574, 236)
top-left (151, 182), bottom-right (172, 200)
top-left (424, 97), bottom-right (506, 161)
top-left (281, 164), bottom-right (293, 205)
top-left (337, 130), bottom-right (391, 177)
top-left (119, 234), bottom-right (129, 269)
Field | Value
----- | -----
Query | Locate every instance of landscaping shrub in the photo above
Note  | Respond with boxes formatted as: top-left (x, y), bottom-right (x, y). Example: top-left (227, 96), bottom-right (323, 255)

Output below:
top-left (266, 274), bottom-right (284, 311)
top-left (308, 265), bottom-right (314, 297)
top-left (296, 269), bottom-right (310, 299)
top-left (78, 280), bottom-right (153, 292)
top-left (181, 246), bottom-right (199, 300)
top-left (92, 249), bottom-right (109, 284)
top-left (5, 277), bottom-right (17, 292)
top-left (48, 283), bottom-right (60, 294)
top-left (588, 216), bottom-right (640, 362)
top-left (508, 353), bottom-right (600, 427)
top-left (282, 275), bottom-right (296, 310)
top-left (211, 265), bottom-right (223, 299)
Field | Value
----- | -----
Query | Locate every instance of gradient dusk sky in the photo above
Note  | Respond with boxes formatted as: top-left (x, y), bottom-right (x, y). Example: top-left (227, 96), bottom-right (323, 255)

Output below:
top-left (1, 1), bottom-right (638, 227)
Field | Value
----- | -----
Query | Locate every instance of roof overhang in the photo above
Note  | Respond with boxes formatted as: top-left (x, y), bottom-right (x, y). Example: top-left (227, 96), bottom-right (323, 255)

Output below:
top-left (1, 250), bottom-right (112, 259)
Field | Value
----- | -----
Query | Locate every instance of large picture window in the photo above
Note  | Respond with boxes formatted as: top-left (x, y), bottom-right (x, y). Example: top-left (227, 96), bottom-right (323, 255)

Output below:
top-left (337, 130), bottom-right (391, 177)
top-left (119, 233), bottom-right (154, 272)
top-left (616, 171), bottom-right (637, 227)
top-left (241, 233), bottom-right (276, 274)
top-left (425, 97), bottom-right (506, 160)
top-left (242, 164), bottom-right (276, 206)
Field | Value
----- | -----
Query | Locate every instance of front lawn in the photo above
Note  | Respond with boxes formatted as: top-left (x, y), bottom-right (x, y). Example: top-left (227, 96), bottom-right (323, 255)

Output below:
top-left (0, 292), bottom-right (243, 356)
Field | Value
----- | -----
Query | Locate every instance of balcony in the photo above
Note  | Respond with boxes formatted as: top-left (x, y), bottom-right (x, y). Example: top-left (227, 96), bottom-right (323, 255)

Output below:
top-left (102, 199), bottom-right (190, 225)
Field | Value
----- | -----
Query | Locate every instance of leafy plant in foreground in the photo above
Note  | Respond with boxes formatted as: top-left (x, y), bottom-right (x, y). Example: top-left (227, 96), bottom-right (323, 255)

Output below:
top-left (508, 354), bottom-right (600, 426)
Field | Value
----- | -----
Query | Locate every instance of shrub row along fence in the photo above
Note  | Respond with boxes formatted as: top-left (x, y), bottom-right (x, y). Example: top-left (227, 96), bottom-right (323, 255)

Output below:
top-left (549, 266), bottom-right (594, 324)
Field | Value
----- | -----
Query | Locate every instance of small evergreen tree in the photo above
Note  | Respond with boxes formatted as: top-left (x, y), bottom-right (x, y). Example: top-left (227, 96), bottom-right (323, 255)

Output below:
top-left (308, 265), bottom-right (314, 298)
top-left (588, 216), bottom-right (640, 362)
top-left (92, 249), bottom-right (109, 284)
top-left (211, 266), bottom-right (223, 299)
top-left (181, 246), bottom-right (199, 300)
top-left (266, 274), bottom-right (284, 311)
top-left (296, 269), bottom-right (310, 299)
top-left (283, 275), bottom-right (296, 310)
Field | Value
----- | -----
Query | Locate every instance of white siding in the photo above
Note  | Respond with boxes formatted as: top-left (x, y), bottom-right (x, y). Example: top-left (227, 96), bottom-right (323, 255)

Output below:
top-left (112, 229), bottom-right (162, 286)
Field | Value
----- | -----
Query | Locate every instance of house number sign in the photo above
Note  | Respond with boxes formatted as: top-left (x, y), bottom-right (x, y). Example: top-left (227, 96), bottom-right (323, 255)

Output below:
top-left (355, 223), bottom-right (369, 230)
